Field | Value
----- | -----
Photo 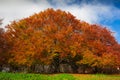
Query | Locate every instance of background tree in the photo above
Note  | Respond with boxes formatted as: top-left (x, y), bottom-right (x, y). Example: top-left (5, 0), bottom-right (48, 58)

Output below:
top-left (0, 19), bottom-right (4, 64)
top-left (0, 19), bottom-right (9, 67)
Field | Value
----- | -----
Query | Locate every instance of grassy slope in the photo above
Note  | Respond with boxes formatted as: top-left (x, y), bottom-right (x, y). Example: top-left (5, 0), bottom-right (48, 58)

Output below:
top-left (0, 72), bottom-right (120, 80)
top-left (0, 72), bottom-right (76, 80)
top-left (73, 74), bottom-right (120, 80)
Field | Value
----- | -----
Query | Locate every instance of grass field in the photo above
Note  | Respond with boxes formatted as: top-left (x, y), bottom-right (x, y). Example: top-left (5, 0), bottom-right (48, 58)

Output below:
top-left (0, 72), bottom-right (120, 80)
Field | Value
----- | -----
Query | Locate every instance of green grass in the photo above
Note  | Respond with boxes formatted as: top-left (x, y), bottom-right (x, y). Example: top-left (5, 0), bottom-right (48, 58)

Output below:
top-left (0, 72), bottom-right (76, 80)
top-left (0, 72), bottom-right (120, 80)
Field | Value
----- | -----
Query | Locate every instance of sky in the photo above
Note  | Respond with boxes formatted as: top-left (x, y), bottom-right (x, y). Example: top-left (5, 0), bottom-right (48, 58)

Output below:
top-left (0, 0), bottom-right (120, 43)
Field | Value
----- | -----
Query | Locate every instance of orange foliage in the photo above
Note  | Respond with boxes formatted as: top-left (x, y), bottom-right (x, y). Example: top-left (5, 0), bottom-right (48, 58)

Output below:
top-left (5, 8), bottom-right (120, 69)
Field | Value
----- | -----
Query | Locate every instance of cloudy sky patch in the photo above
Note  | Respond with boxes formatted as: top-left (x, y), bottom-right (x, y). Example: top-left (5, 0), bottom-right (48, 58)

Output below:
top-left (0, 0), bottom-right (120, 43)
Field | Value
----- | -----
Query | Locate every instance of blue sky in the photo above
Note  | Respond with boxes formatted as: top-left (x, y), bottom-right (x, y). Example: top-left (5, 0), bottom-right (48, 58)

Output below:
top-left (0, 0), bottom-right (120, 43)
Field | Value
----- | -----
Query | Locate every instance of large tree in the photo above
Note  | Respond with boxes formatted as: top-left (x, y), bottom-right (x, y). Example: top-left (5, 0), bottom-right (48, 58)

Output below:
top-left (5, 9), bottom-right (120, 72)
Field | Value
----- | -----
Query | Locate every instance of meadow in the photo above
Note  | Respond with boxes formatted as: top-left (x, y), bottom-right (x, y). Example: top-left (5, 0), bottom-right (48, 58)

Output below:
top-left (0, 72), bottom-right (120, 80)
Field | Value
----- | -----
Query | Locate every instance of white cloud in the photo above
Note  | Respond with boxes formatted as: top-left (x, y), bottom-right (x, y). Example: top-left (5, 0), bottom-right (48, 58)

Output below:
top-left (0, 0), bottom-right (52, 27)
top-left (61, 4), bottom-right (120, 24)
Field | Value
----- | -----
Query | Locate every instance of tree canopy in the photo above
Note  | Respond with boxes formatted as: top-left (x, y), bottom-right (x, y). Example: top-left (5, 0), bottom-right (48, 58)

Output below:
top-left (1, 9), bottom-right (120, 73)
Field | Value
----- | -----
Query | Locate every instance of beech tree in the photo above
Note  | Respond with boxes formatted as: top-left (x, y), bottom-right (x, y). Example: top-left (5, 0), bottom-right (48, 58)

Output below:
top-left (0, 28), bottom-right (4, 64)
top-left (5, 9), bottom-right (120, 73)
top-left (0, 19), bottom-right (4, 64)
